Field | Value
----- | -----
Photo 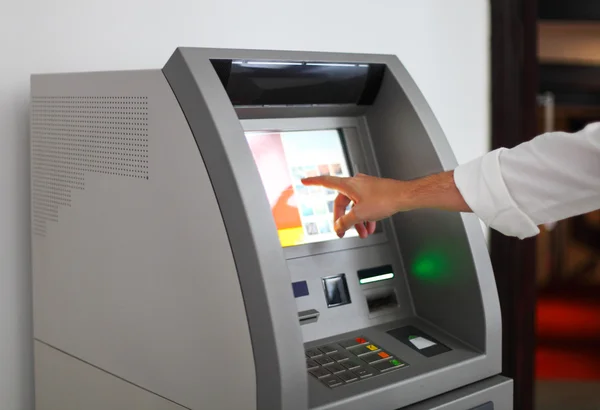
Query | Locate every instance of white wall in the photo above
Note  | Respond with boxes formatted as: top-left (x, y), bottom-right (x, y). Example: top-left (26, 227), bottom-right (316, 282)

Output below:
top-left (0, 1), bottom-right (489, 408)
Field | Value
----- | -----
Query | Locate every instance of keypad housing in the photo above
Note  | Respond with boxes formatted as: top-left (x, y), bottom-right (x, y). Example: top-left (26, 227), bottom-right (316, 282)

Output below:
top-left (306, 336), bottom-right (408, 388)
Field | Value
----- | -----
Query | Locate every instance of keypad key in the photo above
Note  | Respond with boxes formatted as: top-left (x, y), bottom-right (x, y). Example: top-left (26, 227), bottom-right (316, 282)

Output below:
top-left (338, 371), bottom-right (358, 383)
top-left (336, 370), bottom-right (358, 383)
top-left (326, 362), bottom-right (346, 374)
top-left (306, 359), bottom-right (319, 370)
top-left (362, 352), bottom-right (389, 364)
top-left (315, 355), bottom-right (335, 365)
top-left (329, 352), bottom-right (348, 362)
top-left (341, 359), bottom-right (362, 370)
top-left (305, 348), bottom-right (322, 358)
top-left (349, 344), bottom-right (378, 356)
top-left (339, 337), bottom-right (369, 348)
top-left (321, 375), bottom-right (343, 388)
top-left (319, 345), bottom-right (338, 354)
top-left (372, 358), bottom-right (407, 372)
top-left (355, 367), bottom-right (374, 378)
top-left (309, 367), bottom-right (331, 378)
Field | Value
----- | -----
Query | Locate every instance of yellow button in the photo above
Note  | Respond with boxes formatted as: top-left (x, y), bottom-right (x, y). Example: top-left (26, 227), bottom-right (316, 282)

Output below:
top-left (366, 344), bottom-right (378, 351)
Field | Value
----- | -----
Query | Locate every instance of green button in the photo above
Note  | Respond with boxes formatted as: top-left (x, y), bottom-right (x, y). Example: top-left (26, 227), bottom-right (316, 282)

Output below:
top-left (390, 359), bottom-right (401, 366)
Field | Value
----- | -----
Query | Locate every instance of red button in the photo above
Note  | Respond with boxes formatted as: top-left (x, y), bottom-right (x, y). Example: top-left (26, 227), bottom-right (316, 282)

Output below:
top-left (356, 337), bottom-right (367, 344)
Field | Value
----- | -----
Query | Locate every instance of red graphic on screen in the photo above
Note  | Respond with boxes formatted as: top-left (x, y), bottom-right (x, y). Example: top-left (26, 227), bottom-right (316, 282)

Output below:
top-left (246, 133), bottom-right (302, 231)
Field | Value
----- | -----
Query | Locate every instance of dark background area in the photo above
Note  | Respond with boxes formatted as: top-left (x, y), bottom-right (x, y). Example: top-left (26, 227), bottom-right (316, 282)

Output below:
top-left (491, 0), bottom-right (600, 409)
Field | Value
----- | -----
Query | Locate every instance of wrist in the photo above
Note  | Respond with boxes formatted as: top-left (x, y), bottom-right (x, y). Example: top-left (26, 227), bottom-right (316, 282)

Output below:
top-left (395, 171), bottom-right (470, 213)
top-left (391, 179), bottom-right (417, 212)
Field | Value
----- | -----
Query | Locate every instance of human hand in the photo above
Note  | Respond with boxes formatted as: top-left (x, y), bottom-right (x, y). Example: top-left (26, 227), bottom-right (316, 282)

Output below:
top-left (301, 173), bottom-right (407, 239)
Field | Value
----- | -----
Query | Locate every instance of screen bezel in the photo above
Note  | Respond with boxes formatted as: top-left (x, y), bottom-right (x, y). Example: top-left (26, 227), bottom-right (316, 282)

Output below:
top-left (241, 116), bottom-right (388, 260)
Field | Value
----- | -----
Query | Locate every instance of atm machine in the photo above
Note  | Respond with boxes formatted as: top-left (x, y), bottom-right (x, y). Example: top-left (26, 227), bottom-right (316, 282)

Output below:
top-left (30, 48), bottom-right (513, 410)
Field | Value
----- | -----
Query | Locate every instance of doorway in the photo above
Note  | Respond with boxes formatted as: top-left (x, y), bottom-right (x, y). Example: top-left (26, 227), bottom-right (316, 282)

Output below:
top-left (490, 1), bottom-right (600, 409)
top-left (534, 19), bottom-right (600, 410)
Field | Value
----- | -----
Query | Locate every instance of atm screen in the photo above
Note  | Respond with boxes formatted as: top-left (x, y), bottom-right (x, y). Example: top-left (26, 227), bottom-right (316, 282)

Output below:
top-left (245, 129), bottom-right (358, 247)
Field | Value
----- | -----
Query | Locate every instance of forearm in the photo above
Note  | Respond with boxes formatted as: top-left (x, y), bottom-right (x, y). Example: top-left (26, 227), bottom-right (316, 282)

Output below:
top-left (452, 122), bottom-right (600, 239)
top-left (496, 124), bottom-right (600, 225)
top-left (399, 171), bottom-right (472, 213)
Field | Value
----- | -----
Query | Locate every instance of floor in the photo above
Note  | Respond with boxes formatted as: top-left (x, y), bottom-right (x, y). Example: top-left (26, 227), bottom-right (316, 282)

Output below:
top-left (536, 381), bottom-right (600, 410)
top-left (535, 295), bottom-right (600, 409)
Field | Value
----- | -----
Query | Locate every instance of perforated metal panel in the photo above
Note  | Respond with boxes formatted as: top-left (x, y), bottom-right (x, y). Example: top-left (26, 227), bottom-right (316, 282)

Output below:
top-left (31, 96), bottom-right (149, 236)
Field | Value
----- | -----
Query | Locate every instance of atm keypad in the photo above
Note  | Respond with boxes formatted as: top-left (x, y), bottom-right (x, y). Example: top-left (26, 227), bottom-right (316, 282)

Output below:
top-left (328, 352), bottom-right (347, 362)
top-left (305, 336), bottom-right (408, 388)
top-left (321, 375), bottom-right (343, 388)
top-left (310, 367), bottom-right (331, 378)
top-left (349, 344), bottom-right (378, 356)
top-left (315, 355), bottom-right (335, 366)
top-left (319, 345), bottom-right (338, 354)
top-left (306, 359), bottom-right (319, 370)
top-left (338, 371), bottom-right (358, 383)
top-left (305, 348), bottom-right (323, 358)
top-left (339, 336), bottom-right (368, 348)
top-left (327, 362), bottom-right (347, 374)
top-left (362, 351), bottom-right (391, 364)
top-left (341, 359), bottom-right (362, 370)
top-left (354, 367), bottom-right (374, 378)
top-left (372, 358), bottom-right (406, 372)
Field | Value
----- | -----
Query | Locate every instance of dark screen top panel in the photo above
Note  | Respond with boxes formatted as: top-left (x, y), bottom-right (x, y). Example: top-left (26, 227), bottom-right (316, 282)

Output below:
top-left (211, 59), bottom-right (385, 106)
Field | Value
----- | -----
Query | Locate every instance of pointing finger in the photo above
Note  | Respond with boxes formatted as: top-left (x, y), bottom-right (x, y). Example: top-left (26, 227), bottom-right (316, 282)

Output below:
top-left (302, 176), bottom-right (352, 195)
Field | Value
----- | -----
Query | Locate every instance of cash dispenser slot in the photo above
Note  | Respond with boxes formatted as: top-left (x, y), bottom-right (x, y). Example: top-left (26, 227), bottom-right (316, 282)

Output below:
top-left (364, 286), bottom-right (399, 314)
top-left (358, 265), bottom-right (399, 315)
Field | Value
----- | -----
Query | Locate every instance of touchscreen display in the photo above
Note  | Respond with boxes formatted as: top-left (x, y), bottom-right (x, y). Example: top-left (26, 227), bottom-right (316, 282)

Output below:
top-left (245, 129), bottom-right (358, 247)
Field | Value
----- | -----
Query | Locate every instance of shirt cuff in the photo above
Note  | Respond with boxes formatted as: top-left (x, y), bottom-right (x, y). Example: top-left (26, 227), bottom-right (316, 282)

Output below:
top-left (454, 148), bottom-right (540, 239)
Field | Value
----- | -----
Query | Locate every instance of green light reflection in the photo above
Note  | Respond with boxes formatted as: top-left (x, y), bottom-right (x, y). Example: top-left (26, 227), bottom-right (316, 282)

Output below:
top-left (411, 250), bottom-right (450, 282)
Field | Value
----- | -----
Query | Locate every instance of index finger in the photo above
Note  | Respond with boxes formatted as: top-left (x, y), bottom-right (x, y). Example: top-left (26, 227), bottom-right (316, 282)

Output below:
top-left (301, 175), bottom-right (350, 193)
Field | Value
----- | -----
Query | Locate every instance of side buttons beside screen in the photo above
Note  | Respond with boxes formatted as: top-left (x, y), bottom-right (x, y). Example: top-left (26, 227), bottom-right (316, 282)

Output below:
top-left (322, 274), bottom-right (351, 308)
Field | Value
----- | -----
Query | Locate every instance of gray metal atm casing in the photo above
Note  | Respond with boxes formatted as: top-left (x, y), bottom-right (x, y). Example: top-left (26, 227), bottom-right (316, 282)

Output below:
top-left (30, 48), bottom-right (510, 410)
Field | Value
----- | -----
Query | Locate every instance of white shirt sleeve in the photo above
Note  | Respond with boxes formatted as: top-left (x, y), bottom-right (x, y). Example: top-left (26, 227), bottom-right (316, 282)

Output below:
top-left (453, 122), bottom-right (600, 239)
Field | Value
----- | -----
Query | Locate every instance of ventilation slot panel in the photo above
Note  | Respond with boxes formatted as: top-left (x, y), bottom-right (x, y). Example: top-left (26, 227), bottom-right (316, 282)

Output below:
top-left (31, 96), bottom-right (149, 237)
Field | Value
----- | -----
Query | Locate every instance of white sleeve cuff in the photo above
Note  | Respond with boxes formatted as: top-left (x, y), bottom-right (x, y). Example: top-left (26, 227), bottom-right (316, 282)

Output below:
top-left (454, 148), bottom-right (540, 239)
